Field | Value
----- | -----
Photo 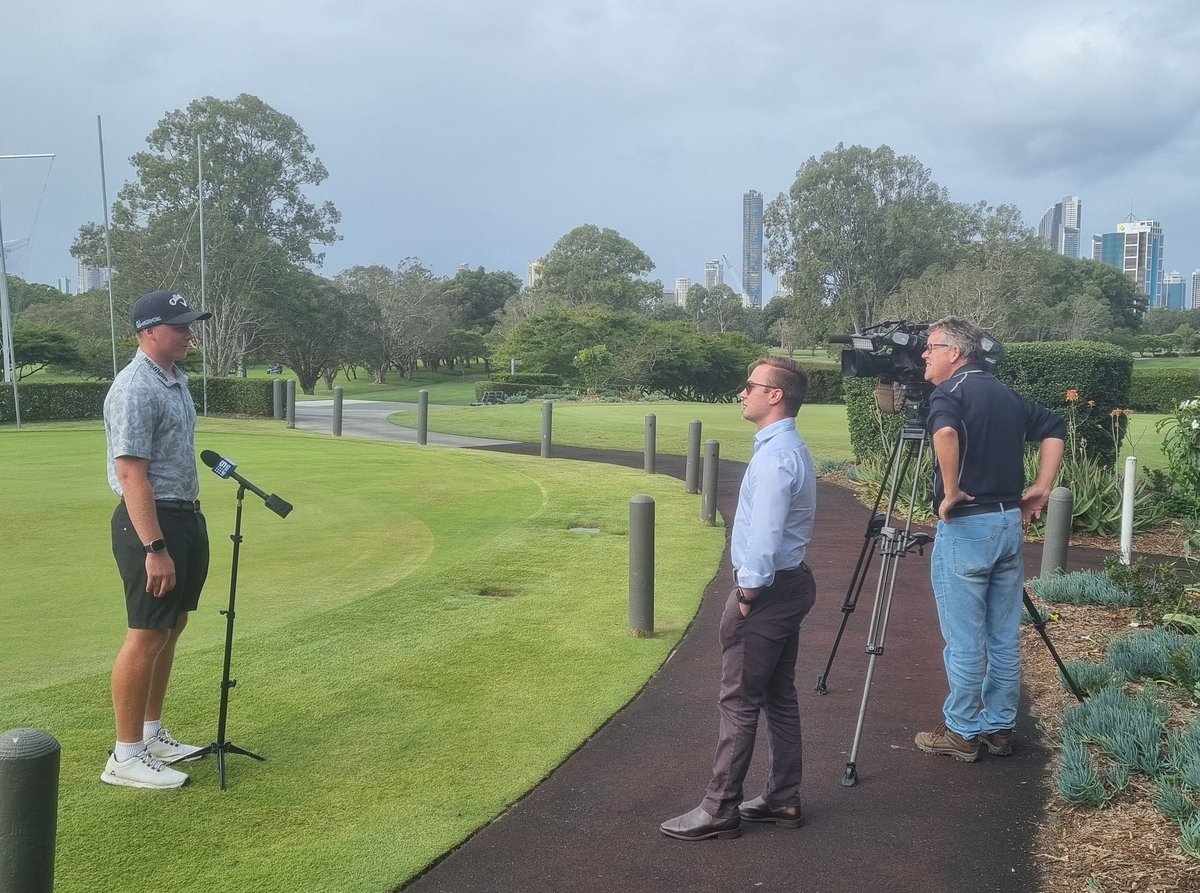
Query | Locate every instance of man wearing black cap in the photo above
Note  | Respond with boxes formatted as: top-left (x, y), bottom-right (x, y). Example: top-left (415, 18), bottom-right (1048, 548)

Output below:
top-left (101, 290), bottom-right (213, 789)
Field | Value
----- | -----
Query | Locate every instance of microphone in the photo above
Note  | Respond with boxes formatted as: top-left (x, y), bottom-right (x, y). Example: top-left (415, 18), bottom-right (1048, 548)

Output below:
top-left (200, 450), bottom-right (293, 518)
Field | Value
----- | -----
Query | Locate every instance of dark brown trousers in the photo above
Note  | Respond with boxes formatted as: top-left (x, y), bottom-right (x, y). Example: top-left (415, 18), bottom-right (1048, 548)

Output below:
top-left (701, 565), bottom-right (816, 818)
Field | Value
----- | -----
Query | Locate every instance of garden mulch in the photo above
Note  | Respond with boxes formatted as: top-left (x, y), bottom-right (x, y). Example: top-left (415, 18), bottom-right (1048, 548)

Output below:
top-left (397, 443), bottom-right (1136, 893)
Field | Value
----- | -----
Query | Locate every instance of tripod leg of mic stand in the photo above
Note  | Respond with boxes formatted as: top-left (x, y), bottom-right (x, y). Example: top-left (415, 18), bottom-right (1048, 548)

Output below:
top-left (1023, 587), bottom-right (1087, 703)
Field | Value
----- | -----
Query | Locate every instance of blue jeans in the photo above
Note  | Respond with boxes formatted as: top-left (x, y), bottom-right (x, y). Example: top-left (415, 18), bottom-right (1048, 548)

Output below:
top-left (929, 508), bottom-right (1025, 739)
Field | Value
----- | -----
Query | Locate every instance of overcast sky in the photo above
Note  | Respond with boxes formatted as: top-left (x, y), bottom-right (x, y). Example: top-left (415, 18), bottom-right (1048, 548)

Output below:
top-left (4, 0), bottom-right (1199, 303)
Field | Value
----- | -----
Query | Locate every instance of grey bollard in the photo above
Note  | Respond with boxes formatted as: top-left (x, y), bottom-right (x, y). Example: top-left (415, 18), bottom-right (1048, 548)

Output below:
top-left (285, 379), bottom-right (296, 429)
top-left (417, 389), bottom-right (429, 446)
top-left (629, 495), bottom-right (655, 637)
top-left (644, 413), bottom-right (656, 474)
top-left (685, 419), bottom-right (701, 494)
top-left (0, 728), bottom-right (60, 893)
top-left (541, 400), bottom-right (553, 459)
top-left (332, 386), bottom-right (344, 437)
top-left (1040, 486), bottom-right (1074, 578)
top-left (272, 379), bottom-right (284, 420)
top-left (701, 439), bottom-right (720, 526)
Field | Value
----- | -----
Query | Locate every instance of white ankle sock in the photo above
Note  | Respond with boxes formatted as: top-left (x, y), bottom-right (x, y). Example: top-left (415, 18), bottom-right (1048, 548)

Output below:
top-left (143, 719), bottom-right (163, 741)
top-left (114, 740), bottom-right (144, 762)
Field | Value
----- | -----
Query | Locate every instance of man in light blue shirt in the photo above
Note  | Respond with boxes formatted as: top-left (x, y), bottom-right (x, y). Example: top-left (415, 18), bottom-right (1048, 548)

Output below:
top-left (661, 356), bottom-right (817, 840)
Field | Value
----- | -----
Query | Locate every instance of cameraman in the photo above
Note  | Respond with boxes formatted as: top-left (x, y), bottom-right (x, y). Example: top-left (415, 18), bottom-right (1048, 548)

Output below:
top-left (915, 316), bottom-right (1065, 762)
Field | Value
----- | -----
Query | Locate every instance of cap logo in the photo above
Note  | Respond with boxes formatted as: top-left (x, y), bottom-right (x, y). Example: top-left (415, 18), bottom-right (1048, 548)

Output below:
top-left (169, 294), bottom-right (188, 308)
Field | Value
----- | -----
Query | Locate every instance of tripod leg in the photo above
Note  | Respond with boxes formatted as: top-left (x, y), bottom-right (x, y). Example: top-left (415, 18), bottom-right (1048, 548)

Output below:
top-left (1023, 588), bottom-right (1086, 703)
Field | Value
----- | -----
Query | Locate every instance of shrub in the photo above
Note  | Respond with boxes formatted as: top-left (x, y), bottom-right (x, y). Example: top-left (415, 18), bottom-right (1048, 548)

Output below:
top-left (1054, 740), bottom-right (1112, 807)
top-left (1155, 396), bottom-right (1200, 518)
top-left (800, 365), bottom-right (844, 405)
top-left (475, 381), bottom-right (545, 401)
top-left (1130, 367), bottom-right (1200, 412)
top-left (1030, 571), bottom-right (1136, 607)
top-left (1105, 628), bottom-right (1200, 685)
top-left (0, 377), bottom-right (272, 423)
top-left (1061, 685), bottom-right (1166, 775)
top-left (1105, 556), bottom-right (1188, 624)
top-left (1058, 660), bottom-right (1121, 696)
top-left (490, 372), bottom-right (564, 386)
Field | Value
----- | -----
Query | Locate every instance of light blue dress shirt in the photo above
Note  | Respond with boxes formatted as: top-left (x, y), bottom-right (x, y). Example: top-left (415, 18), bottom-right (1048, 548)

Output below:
top-left (731, 417), bottom-right (816, 589)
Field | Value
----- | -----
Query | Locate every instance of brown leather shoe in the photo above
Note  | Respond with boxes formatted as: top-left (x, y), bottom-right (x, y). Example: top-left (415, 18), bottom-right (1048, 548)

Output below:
top-left (659, 806), bottom-right (741, 841)
top-left (739, 796), bottom-right (803, 829)
top-left (981, 729), bottom-right (1014, 756)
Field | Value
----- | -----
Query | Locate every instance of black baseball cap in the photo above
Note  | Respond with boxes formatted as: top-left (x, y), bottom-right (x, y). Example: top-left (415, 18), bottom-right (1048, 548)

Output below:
top-left (132, 290), bottom-right (213, 332)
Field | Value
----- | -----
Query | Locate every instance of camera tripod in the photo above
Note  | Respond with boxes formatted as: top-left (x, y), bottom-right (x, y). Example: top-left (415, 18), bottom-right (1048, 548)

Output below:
top-left (815, 397), bottom-right (1085, 787)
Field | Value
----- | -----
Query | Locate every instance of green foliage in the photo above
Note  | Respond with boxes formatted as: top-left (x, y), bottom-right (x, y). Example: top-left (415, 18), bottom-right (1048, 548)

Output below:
top-left (1054, 739), bottom-right (1112, 807)
top-left (1165, 723), bottom-right (1200, 792)
top-left (1059, 659), bottom-right (1121, 696)
top-left (0, 377), bottom-right (273, 423)
top-left (1156, 782), bottom-right (1199, 826)
top-left (842, 377), bottom-right (910, 464)
top-left (492, 307), bottom-right (759, 402)
top-left (1155, 396), bottom-right (1200, 517)
top-left (1061, 685), bottom-right (1166, 776)
top-left (475, 381), bottom-right (552, 401)
top-left (503, 394), bottom-right (530, 404)
top-left (0, 380), bottom-right (111, 422)
top-left (1030, 571), bottom-right (1137, 607)
top-left (534, 224), bottom-right (660, 311)
top-left (490, 372), bottom-right (563, 386)
top-left (1130, 367), bottom-right (1200, 412)
top-left (1181, 814), bottom-right (1200, 858)
top-left (1104, 628), bottom-right (1200, 686)
top-left (1105, 556), bottom-right (1188, 625)
top-left (573, 344), bottom-right (615, 393)
top-left (801, 364), bottom-right (844, 404)
top-left (996, 341), bottom-right (1132, 466)
top-left (12, 323), bottom-right (82, 379)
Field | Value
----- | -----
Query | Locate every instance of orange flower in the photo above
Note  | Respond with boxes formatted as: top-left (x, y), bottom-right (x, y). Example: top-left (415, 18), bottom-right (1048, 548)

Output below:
top-left (1065, 389), bottom-right (1079, 402)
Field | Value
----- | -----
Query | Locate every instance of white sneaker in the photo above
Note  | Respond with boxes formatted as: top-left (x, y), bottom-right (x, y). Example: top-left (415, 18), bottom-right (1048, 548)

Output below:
top-left (101, 750), bottom-right (189, 789)
top-left (145, 728), bottom-right (206, 764)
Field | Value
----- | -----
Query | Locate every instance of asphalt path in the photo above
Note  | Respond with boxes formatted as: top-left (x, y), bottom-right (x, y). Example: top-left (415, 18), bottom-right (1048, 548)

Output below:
top-left (290, 400), bottom-right (1093, 892)
top-left (291, 398), bottom-right (514, 447)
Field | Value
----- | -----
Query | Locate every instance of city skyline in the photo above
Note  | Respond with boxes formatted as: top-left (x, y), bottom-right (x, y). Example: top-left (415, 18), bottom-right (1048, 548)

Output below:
top-left (2, 2), bottom-right (1198, 314)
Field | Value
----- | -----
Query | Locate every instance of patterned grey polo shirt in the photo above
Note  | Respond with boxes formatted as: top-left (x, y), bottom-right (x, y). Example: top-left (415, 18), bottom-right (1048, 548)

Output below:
top-left (104, 350), bottom-right (200, 500)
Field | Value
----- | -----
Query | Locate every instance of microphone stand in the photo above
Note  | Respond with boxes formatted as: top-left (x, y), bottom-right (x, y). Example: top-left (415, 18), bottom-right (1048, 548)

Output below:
top-left (189, 482), bottom-right (267, 789)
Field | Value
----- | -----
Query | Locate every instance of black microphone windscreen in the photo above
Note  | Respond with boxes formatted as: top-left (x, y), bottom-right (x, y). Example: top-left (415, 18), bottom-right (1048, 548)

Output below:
top-left (200, 449), bottom-right (221, 468)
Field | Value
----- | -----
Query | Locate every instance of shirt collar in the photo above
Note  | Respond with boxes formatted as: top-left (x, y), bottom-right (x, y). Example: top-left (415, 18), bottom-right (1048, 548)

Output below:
top-left (753, 417), bottom-right (796, 452)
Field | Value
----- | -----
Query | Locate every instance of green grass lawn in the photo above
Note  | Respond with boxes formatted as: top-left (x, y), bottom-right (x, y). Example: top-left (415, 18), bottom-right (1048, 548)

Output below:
top-left (1, 420), bottom-right (724, 893)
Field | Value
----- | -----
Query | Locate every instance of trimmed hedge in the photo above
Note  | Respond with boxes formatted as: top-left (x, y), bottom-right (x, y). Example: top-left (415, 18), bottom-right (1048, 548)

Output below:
top-left (800, 365), bottom-right (844, 405)
top-left (489, 372), bottom-right (564, 386)
top-left (843, 340), bottom-right (1133, 466)
top-left (474, 381), bottom-right (551, 401)
top-left (0, 377), bottom-right (275, 423)
top-left (1128, 367), bottom-right (1200, 413)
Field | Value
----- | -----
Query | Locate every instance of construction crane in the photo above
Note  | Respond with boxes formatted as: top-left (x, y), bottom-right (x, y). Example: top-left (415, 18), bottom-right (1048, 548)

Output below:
top-left (720, 254), bottom-right (746, 298)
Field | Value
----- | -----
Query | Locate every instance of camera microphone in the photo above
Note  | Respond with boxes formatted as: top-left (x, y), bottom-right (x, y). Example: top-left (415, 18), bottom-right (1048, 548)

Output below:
top-left (200, 449), bottom-right (293, 518)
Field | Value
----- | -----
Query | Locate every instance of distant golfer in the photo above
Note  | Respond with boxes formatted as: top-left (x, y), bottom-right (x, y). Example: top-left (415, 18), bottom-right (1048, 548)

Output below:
top-left (101, 289), bottom-right (212, 789)
top-left (660, 356), bottom-right (817, 840)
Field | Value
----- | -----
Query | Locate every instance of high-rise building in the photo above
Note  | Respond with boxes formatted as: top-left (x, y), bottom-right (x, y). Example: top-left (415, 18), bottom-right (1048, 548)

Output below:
top-left (76, 259), bottom-right (108, 294)
top-left (1164, 272), bottom-right (1187, 312)
top-left (1038, 195), bottom-right (1082, 258)
top-left (704, 259), bottom-right (722, 289)
top-left (1091, 219), bottom-right (1164, 306)
top-left (675, 277), bottom-right (691, 308)
top-left (742, 190), bottom-right (763, 310)
top-left (527, 261), bottom-right (544, 289)
top-left (1192, 271), bottom-right (1200, 310)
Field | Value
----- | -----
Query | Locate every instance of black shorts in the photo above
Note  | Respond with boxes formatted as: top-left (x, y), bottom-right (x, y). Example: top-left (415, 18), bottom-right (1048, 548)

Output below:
top-left (111, 502), bottom-right (210, 629)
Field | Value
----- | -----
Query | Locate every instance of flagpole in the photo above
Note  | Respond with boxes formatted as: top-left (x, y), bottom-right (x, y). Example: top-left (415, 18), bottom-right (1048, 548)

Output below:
top-left (98, 116), bottom-right (118, 378)
top-left (197, 132), bottom-right (208, 417)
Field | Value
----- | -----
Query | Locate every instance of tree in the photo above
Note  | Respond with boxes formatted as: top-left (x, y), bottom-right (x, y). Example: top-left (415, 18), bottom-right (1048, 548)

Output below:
top-left (12, 324), bottom-right (81, 379)
top-left (4, 276), bottom-right (64, 315)
top-left (534, 225), bottom-right (662, 311)
top-left (72, 94), bottom-right (340, 376)
top-left (334, 260), bottom-right (451, 381)
top-left (442, 267), bottom-right (521, 333)
top-left (257, 268), bottom-right (347, 394)
top-left (764, 144), bottom-right (977, 331)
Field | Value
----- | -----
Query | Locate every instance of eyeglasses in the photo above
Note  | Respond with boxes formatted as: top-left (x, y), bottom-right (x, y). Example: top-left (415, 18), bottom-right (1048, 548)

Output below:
top-left (742, 379), bottom-right (780, 393)
top-left (923, 343), bottom-right (955, 353)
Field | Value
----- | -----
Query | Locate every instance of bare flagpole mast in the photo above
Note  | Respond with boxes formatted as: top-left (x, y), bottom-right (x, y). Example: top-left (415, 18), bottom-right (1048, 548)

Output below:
top-left (0, 152), bottom-right (56, 429)
top-left (98, 116), bottom-right (118, 378)
top-left (197, 133), bottom-right (208, 416)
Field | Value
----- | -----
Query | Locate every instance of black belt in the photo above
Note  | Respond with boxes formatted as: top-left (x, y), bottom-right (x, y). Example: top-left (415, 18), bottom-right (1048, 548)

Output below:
top-left (154, 499), bottom-right (202, 513)
top-left (947, 502), bottom-right (1010, 518)
top-left (773, 563), bottom-right (809, 578)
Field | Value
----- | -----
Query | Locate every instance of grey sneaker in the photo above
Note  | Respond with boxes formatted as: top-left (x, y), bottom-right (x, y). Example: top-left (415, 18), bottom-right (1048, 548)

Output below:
top-left (145, 728), bottom-right (205, 764)
top-left (981, 729), bottom-right (1014, 756)
top-left (915, 722), bottom-right (980, 762)
top-left (101, 750), bottom-right (189, 789)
